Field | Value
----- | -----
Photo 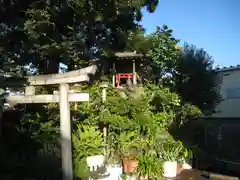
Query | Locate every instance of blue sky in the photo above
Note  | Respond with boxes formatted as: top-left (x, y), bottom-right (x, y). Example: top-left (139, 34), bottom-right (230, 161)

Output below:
top-left (140, 0), bottom-right (240, 67)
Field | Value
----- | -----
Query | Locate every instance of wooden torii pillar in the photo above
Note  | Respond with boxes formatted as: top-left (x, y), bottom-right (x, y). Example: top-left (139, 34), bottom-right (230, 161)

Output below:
top-left (0, 65), bottom-right (97, 180)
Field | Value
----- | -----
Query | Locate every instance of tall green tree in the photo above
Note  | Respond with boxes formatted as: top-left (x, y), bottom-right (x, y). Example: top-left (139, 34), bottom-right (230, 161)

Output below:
top-left (126, 25), bottom-right (153, 54)
top-left (126, 25), bottom-right (180, 82)
top-left (174, 43), bottom-right (221, 114)
top-left (126, 27), bottom-right (220, 114)
top-left (147, 25), bottom-right (180, 82)
top-left (0, 0), bottom-right (160, 75)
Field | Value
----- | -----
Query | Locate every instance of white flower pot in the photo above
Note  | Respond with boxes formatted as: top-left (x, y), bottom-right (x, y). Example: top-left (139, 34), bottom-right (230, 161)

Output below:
top-left (125, 175), bottom-right (137, 180)
top-left (98, 177), bottom-right (110, 180)
top-left (106, 164), bottom-right (123, 180)
top-left (163, 161), bottom-right (177, 178)
top-left (86, 155), bottom-right (105, 171)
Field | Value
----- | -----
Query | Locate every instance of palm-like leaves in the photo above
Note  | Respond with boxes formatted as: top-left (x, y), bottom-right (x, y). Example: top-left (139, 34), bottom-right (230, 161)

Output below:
top-left (157, 140), bottom-right (187, 162)
top-left (72, 124), bottom-right (106, 178)
top-left (137, 152), bottom-right (162, 179)
top-left (73, 124), bottom-right (106, 159)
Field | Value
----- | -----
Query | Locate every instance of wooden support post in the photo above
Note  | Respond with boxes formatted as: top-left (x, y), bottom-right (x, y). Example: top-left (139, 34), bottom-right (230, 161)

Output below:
top-left (133, 59), bottom-right (137, 85)
top-left (112, 75), bottom-right (115, 87)
top-left (112, 61), bottom-right (116, 87)
top-left (59, 83), bottom-right (73, 180)
top-left (102, 87), bottom-right (107, 139)
top-left (101, 84), bottom-right (108, 155)
top-left (102, 88), bottom-right (106, 102)
top-left (74, 102), bottom-right (78, 120)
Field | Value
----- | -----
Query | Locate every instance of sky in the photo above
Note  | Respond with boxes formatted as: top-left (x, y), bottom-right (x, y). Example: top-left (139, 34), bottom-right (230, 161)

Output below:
top-left (140, 0), bottom-right (240, 67)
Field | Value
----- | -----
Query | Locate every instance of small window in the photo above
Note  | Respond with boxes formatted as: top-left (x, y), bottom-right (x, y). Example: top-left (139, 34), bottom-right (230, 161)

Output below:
top-left (226, 88), bottom-right (240, 99)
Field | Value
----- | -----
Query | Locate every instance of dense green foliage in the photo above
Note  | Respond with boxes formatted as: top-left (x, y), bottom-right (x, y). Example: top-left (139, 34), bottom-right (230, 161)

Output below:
top-left (0, 0), bottom-right (220, 113)
top-left (174, 44), bottom-right (221, 114)
top-left (0, 0), bottom-right (222, 179)
top-left (0, 0), bottom-right (159, 75)
top-left (72, 83), bottom-right (183, 179)
top-left (125, 26), bottom-right (221, 114)
top-left (73, 125), bottom-right (106, 178)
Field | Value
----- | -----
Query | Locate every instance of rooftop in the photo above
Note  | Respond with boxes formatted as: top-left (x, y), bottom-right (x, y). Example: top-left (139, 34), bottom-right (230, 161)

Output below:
top-left (215, 65), bottom-right (240, 72)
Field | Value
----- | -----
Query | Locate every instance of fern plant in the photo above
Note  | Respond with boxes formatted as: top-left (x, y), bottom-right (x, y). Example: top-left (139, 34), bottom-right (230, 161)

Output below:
top-left (118, 131), bottom-right (146, 160)
top-left (72, 124), bottom-right (106, 178)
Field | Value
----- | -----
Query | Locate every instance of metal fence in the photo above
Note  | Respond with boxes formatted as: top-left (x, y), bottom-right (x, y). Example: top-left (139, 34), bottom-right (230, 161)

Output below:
top-left (191, 118), bottom-right (240, 175)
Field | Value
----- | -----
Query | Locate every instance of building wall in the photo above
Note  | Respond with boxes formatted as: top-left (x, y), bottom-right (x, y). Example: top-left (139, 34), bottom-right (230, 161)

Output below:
top-left (213, 69), bottom-right (240, 117)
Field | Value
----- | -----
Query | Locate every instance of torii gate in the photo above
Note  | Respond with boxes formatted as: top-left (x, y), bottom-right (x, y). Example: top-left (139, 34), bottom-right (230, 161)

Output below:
top-left (0, 65), bottom-right (97, 180)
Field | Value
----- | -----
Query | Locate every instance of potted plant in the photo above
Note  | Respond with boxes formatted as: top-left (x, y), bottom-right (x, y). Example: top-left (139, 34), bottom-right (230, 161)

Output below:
top-left (72, 124), bottom-right (107, 179)
top-left (137, 151), bottom-right (162, 180)
top-left (106, 131), bottom-right (123, 180)
top-left (118, 131), bottom-right (143, 174)
top-left (158, 140), bottom-right (185, 178)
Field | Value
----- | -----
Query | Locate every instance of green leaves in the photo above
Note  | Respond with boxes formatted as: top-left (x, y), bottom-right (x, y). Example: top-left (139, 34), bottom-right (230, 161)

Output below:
top-left (24, 9), bottom-right (53, 39)
top-left (18, 112), bottom-right (59, 145)
top-left (146, 0), bottom-right (159, 13)
top-left (137, 151), bottom-right (162, 179)
top-left (174, 43), bottom-right (221, 114)
top-left (147, 25), bottom-right (180, 79)
top-left (1, 0), bottom-right (161, 76)
top-left (72, 124), bottom-right (106, 178)
top-left (118, 130), bottom-right (145, 159)
top-left (78, 82), bottom-right (181, 134)
top-left (73, 124), bottom-right (106, 157)
top-left (158, 140), bottom-right (185, 162)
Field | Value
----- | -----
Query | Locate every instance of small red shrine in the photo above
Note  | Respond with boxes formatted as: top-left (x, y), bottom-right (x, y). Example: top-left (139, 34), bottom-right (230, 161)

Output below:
top-left (113, 52), bottom-right (142, 88)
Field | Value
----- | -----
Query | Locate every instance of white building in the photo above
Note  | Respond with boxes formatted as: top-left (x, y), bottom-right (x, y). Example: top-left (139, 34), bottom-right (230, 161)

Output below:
top-left (213, 65), bottom-right (240, 117)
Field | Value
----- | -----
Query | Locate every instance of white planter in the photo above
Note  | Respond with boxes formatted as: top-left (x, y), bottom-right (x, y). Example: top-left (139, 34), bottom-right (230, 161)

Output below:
top-left (125, 175), bottom-right (137, 180)
top-left (98, 177), bottom-right (110, 180)
top-left (163, 161), bottom-right (177, 178)
top-left (106, 164), bottom-right (123, 180)
top-left (86, 155), bottom-right (105, 171)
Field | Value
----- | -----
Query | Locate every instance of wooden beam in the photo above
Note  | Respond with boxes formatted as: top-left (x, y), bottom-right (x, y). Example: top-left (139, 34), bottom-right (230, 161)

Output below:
top-left (6, 93), bottom-right (89, 103)
top-left (132, 59), bottom-right (137, 85)
top-left (2, 74), bottom-right (89, 87)
top-left (115, 52), bottom-right (142, 58)
top-left (0, 65), bottom-right (97, 87)
top-left (29, 74), bottom-right (90, 86)
top-left (28, 65), bottom-right (97, 82)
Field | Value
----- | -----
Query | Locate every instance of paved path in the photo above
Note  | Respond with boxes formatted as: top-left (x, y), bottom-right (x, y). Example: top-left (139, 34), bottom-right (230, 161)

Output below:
top-left (174, 169), bottom-right (208, 179)
top-left (172, 170), bottom-right (239, 180)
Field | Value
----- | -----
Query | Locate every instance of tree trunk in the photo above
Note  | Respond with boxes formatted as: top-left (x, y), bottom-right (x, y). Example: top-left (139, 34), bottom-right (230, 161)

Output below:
top-left (43, 59), bottom-right (60, 75)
